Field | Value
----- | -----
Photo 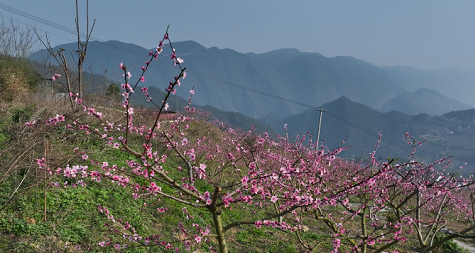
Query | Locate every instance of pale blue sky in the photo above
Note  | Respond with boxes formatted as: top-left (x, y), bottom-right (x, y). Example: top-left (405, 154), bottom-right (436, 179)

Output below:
top-left (2, 0), bottom-right (475, 70)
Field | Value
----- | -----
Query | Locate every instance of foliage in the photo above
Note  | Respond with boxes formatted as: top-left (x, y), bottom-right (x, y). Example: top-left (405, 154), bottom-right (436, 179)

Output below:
top-left (27, 28), bottom-right (475, 253)
top-left (434, 235), bottom-right (469, 253)
top-left (11, 105), bottom-right (35, 123)
top-left (2, 21), bottom-right (475, 253)
top-left (105, 83), bottom-right (120, 101)
top-left (0, 17), bottom-right (39, 101)
top-left (0, 56), bottom-right (41, 101)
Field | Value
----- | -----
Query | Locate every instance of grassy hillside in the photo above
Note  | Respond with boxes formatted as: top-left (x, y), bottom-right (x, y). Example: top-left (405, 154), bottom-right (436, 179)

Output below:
top-left (2, 36), bottom-right (473, 253)
top-left (0, 94), bottom-right (338, 253)
top-left (1, 91), bottom-right (474, 253)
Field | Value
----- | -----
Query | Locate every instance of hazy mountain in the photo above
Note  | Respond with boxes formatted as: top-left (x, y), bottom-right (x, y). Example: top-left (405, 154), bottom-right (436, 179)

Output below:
top-left (276, 54), bottom-right (406, 109)
top-left (379, 88), bottom-right (473, 115)
top-left (279, 96), bottom-right (475, 174)
top-left (28, 40), bottom-right (475, 173)
top-left (30, 39), bottom-right (460, 119)
top-left (283, 96), bottom-right (399, 158)
top-left (384, 66), bottom-right (475, 107)
top-left (29, 40), bottom-right (298, 119)
top-left (128, 85), bottom-right (272, 133)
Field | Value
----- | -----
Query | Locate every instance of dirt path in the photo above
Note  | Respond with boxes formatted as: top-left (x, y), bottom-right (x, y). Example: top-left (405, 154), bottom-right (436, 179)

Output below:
top-left (454, 240), bottom-right (475, 253)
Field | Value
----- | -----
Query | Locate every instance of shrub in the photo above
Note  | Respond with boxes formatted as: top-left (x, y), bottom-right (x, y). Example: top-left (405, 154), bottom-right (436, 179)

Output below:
top-left (0, 57), bottom-right (40, 102)
top-left (105, 83), bottom-right (121, 101)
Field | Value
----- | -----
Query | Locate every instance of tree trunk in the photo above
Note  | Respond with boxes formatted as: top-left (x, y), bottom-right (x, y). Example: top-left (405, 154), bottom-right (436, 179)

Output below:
top-left (211, 206), bottom-right (228, 253)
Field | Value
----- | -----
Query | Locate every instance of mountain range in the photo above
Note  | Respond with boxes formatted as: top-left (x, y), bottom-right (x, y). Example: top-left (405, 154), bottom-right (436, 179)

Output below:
top-left (28, 40), bottom-right (474, 119)
top-left (28, 40), bottom-right (475, 173)
top-left (280, 96), bottom-right (475, 174)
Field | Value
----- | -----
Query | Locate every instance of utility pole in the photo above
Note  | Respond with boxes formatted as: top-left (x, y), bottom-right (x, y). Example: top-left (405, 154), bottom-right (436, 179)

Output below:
top-left (316, 108), bottom-right (327, 149)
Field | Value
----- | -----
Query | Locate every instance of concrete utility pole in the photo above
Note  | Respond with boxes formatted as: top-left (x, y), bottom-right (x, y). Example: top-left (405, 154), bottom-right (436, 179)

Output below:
top-left (316, 108), bottom-right (327, 149)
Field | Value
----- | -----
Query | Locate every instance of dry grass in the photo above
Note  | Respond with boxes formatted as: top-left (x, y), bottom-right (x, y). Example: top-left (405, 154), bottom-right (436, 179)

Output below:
top-left (0, 66), bottom-right (31, 102)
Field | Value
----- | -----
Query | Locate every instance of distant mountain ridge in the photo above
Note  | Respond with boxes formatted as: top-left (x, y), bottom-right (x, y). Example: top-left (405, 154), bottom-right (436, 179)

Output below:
top-left (383, 66), bottom-right (475, 108)
top-left (27, 40), bottom-right (475, 173)
top-left (379, 88), bottom-right (472, 115)
top-left (29, 39), bottom-right (472, 119)
top-left (275, 96), bottom-right (475, 175)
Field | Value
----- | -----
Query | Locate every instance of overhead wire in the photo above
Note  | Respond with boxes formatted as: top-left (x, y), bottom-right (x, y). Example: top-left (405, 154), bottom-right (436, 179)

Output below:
top-left (0, 2), bottom-right (408, 152)
top-left (0, 3), bottom-right (309, 112)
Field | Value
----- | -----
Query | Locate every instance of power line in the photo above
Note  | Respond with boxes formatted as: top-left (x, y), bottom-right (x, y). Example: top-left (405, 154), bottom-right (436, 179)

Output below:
top-left (0, 13), bottom-right (72, 46)
top-left (0, 3), bottom-right (159, 62)
top-left (0, 8), bottom-right (305, 111)
top-left (0, 3), bottom-right (314, 112)
top-left (0, 2), bottom-right (408, 152)
top-left (188, 70), bottom-right (314, 108)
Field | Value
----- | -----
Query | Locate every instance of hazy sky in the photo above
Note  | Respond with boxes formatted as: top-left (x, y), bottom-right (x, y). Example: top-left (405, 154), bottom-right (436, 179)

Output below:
top-left (2, 1), bottom-right (475, 70)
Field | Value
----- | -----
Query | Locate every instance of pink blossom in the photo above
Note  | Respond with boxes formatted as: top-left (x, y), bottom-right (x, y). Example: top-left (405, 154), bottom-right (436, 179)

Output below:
top-left (181, 138), bottom-right (188, 146)
top-left (332, 238), bottom-right (341, 252)
top-left (343, 198), bottom-right (349, 206)
top-left (150, 182), bottom-right (161, 193)
top-left (196, 164), bottom-right (207, 179)
top-left (64, 167), bottom-right (74, 177)
top-left (52, 73), bottom-right (61, 81)
top-left (241, 176), bottom-right (249, 186)
top-left (190, 90), bottom-right (194, 95)
top-left (194, 235), bottom-right (202, 243)
top-left (25, 121), bottom-right (36, 127)
top-left (203, 191), bottom-right (212, 205)
top-left (140, 76), bottom-right (145, 82)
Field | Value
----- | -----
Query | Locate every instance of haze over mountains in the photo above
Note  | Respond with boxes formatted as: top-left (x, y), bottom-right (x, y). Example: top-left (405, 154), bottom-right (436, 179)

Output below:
top-left (29, 40), bottom-right (474, 118)
top-left (28, 40), bottom-right (475, 173)
top-left (283, 96), bottom-right (475, 174)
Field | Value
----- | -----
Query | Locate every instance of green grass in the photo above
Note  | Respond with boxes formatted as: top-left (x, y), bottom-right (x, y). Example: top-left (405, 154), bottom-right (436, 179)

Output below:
top-left (2, 98), bottom-right (473, 253)
top-left (0, 103), bottom-right (299, 252)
